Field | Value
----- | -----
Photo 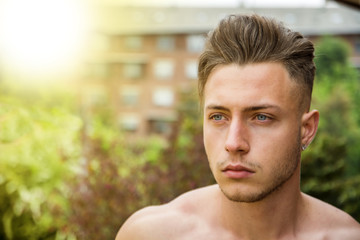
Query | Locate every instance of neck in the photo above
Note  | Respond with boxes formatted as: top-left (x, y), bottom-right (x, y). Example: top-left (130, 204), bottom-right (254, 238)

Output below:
top-left (218, 165), bottom-right (304, 240)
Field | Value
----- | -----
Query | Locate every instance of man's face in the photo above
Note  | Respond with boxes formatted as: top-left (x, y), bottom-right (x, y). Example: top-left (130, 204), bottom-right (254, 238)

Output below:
top-left (203, 62), bottom-right (303, 203)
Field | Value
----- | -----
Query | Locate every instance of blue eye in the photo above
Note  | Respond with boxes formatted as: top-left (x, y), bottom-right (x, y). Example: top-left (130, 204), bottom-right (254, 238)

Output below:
top-left (211, 114), bottom-right (224, 121)
top-left (256, 114), bottom-right (268, 121)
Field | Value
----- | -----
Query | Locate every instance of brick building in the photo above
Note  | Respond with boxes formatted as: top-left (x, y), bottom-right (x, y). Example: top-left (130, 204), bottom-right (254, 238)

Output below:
top-left (81, 3), bottom-right (360, 136)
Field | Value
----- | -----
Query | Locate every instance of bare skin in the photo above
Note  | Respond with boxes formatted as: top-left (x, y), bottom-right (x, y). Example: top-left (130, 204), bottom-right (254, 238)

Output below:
top-left (116, 185), bottom-right (360, 240)
top-left (116, 63), bottom-right (360, 240)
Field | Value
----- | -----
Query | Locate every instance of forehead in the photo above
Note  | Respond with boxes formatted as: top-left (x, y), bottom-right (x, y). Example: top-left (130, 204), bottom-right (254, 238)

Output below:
top-left (203, 63), bottom-right (299, 111)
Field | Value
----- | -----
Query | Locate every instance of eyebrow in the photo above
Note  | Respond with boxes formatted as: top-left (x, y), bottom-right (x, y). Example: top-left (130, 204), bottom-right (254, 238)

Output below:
top-left (205, 105), bottom-right (229, 111)
top-left (205, 104), bottom-right (282, 113)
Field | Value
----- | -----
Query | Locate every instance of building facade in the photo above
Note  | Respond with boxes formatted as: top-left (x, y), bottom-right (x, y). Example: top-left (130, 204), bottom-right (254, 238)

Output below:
top-left (81, 3), bottom-right (360, 136)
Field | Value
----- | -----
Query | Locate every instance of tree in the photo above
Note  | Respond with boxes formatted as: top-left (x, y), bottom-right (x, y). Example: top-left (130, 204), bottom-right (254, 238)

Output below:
top-left (301, 36), bottom-right (360, 221)
top-left (65, 88), bottom-right (214, 239)
top-left (0, 86), bottom-right (81, 239)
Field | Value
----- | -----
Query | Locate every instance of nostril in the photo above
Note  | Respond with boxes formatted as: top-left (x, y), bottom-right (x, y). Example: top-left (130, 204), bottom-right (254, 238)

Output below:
top-left (225, 137), bottom-right (250, 153)
top-left (225, 142), bottom-right (249, 153)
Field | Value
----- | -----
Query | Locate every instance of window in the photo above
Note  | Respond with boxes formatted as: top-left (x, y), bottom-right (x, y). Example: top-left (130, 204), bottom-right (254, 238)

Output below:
top-left (119, 114), bottom-right (140, 131)
top-left (156, 36), bottom-right (175, 51)
top-left (186, 35), bottom-right (205, 53)
top-left (185, 60), bottom-right (198, 79)
top-left (154, 59), bottom-right (174, 79)
top-left (152, 88), bottom-right (174, 107)
top-left (123, 63), bottom-right (143, 79)
top-left (120, 86), bottom-right (140, 106)
top-left (124, 36), bottom-right (143, 50)
top-left (148, 119), bottom-right (172, 135)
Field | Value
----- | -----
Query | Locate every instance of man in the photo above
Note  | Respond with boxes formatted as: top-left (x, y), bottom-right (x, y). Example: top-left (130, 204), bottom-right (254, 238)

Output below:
top-left (116, 14), bottom-right (360, 239)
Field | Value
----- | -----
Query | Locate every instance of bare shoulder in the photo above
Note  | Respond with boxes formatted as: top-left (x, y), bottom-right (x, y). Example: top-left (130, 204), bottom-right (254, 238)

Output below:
top-left (302, 193), bottom-right (360, 239)
top-left (115, 185), bottom-right (218, 240)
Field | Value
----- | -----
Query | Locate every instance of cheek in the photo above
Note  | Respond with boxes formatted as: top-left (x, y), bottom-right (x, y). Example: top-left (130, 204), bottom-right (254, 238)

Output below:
top-left (252, 124), bottom-right (299, 157)
top-left (203, 125), bottom-right (225, 163)
top-left (203, 126), bottom-right (215, 157)
top-left (203, 121), bottom-right (216, 148)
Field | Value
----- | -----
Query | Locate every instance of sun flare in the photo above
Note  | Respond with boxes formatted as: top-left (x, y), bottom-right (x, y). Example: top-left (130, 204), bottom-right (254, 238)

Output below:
top-left (0, 0), bottom-right (90, 81)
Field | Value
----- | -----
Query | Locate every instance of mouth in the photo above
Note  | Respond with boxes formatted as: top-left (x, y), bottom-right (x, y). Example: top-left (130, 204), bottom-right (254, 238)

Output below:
top-left (222, 164), bottom-right (255, 179)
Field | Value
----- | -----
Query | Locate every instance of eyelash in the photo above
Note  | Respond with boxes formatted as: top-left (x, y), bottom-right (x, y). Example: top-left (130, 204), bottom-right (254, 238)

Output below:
top-left (209, 113), bottom-right (273, 123)
top-left (209, 114), bottom-right (226, 121)
top-left (255, 114), bottom-right (270, 121)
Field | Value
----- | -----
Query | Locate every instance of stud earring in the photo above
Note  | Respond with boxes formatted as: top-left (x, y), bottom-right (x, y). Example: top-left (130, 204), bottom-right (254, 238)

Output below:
top-left (301, 145), bottom-right (307, 151)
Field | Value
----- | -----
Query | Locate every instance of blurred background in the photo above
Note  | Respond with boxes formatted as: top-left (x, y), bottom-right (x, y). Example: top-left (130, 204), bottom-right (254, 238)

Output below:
top-left (0, 0), bottom-right (359, 239)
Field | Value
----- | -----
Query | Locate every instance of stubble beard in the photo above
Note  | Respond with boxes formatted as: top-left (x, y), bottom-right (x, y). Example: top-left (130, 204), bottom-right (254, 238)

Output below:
top-left (218, 134), bottom-right (302, 203)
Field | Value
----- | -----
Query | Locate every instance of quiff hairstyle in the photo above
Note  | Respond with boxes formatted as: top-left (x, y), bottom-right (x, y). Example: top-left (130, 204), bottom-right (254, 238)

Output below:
top-left (198, 14), bottom-right (315, 109)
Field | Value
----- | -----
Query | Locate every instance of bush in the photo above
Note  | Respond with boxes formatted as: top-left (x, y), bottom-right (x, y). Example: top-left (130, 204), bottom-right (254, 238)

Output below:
top-left (65, 90), bottom-right (214, 239)
top-left (301, 36), bottom-right (360, 221)
top-left (0, 87), bottom-right (81, 239)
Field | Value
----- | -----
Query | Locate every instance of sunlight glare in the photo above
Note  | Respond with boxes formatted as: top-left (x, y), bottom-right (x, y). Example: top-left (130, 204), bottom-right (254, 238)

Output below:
top-left (0, 0), bottom-right (90, 81)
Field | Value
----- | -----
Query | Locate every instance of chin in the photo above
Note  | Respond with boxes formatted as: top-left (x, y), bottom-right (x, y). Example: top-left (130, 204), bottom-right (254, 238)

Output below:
top-left (218, 171), bottom-right (296, 203)
top-left (219, 184), bottom-right (270, 203)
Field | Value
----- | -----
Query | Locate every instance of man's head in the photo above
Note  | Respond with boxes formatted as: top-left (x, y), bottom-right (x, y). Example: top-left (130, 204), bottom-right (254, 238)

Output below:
top-left (198, 14), bottom-right (315, 111)
top-left (200, 14), bottom-right (319, 203)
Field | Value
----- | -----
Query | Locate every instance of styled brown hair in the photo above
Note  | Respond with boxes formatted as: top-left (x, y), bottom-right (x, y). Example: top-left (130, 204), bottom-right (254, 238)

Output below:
top-left (198, 14), bottom-right (315, 108)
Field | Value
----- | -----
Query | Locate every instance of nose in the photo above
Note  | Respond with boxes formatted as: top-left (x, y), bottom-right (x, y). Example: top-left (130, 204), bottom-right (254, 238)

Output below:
top-left (224, 118), bottom-right (250, 153)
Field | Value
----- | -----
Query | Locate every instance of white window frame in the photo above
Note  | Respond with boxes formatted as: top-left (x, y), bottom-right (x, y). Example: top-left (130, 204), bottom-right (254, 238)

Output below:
top-left (153, 59), bottom-right (174, 80)
top-left (186, 34), bottom-right (205, 53)
top-left (152, 87), bottom-right (174, 107)
top-left (185, 60), bottom-right (198, 80)
top-left (156, 36), bottom-right (175, 51)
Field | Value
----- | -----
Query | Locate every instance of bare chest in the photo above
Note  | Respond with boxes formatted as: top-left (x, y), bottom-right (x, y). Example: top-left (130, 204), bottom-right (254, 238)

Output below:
top-left (158, 218), bottom-right (236, 240)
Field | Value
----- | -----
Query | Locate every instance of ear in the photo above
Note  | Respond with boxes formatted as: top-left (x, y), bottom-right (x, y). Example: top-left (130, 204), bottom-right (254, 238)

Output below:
top-left (301, 110), bottom-right (319, 148)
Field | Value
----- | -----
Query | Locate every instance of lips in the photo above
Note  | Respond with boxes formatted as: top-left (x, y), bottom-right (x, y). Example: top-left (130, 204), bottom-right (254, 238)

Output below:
top-left (222, 164), bottom-right (255, 179)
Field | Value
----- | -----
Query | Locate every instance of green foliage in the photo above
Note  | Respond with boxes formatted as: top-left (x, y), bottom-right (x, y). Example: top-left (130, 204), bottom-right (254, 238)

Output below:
top-left (0, 86), bottom-right (82, 239)
top-left (65, 90), bottom-right (214, 239)
top-left (1, 35), bottom-right (359, 240)
top-left (0, 84), bottom-right (212, 240)
top-left (301, 135), bottom-right (346, 206)
top-left (301, 36), bottom-right (360, 221)
top-left (315, 36), bottom-right (350, 78)
top-left (160, 90), bottom-right (214, 195)
top-left (66, 119), bottom-right (168, 239)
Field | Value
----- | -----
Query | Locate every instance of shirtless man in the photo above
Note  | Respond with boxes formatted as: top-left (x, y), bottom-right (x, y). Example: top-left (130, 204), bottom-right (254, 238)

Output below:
top-left (116, 14), bottom-right (360, 240)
